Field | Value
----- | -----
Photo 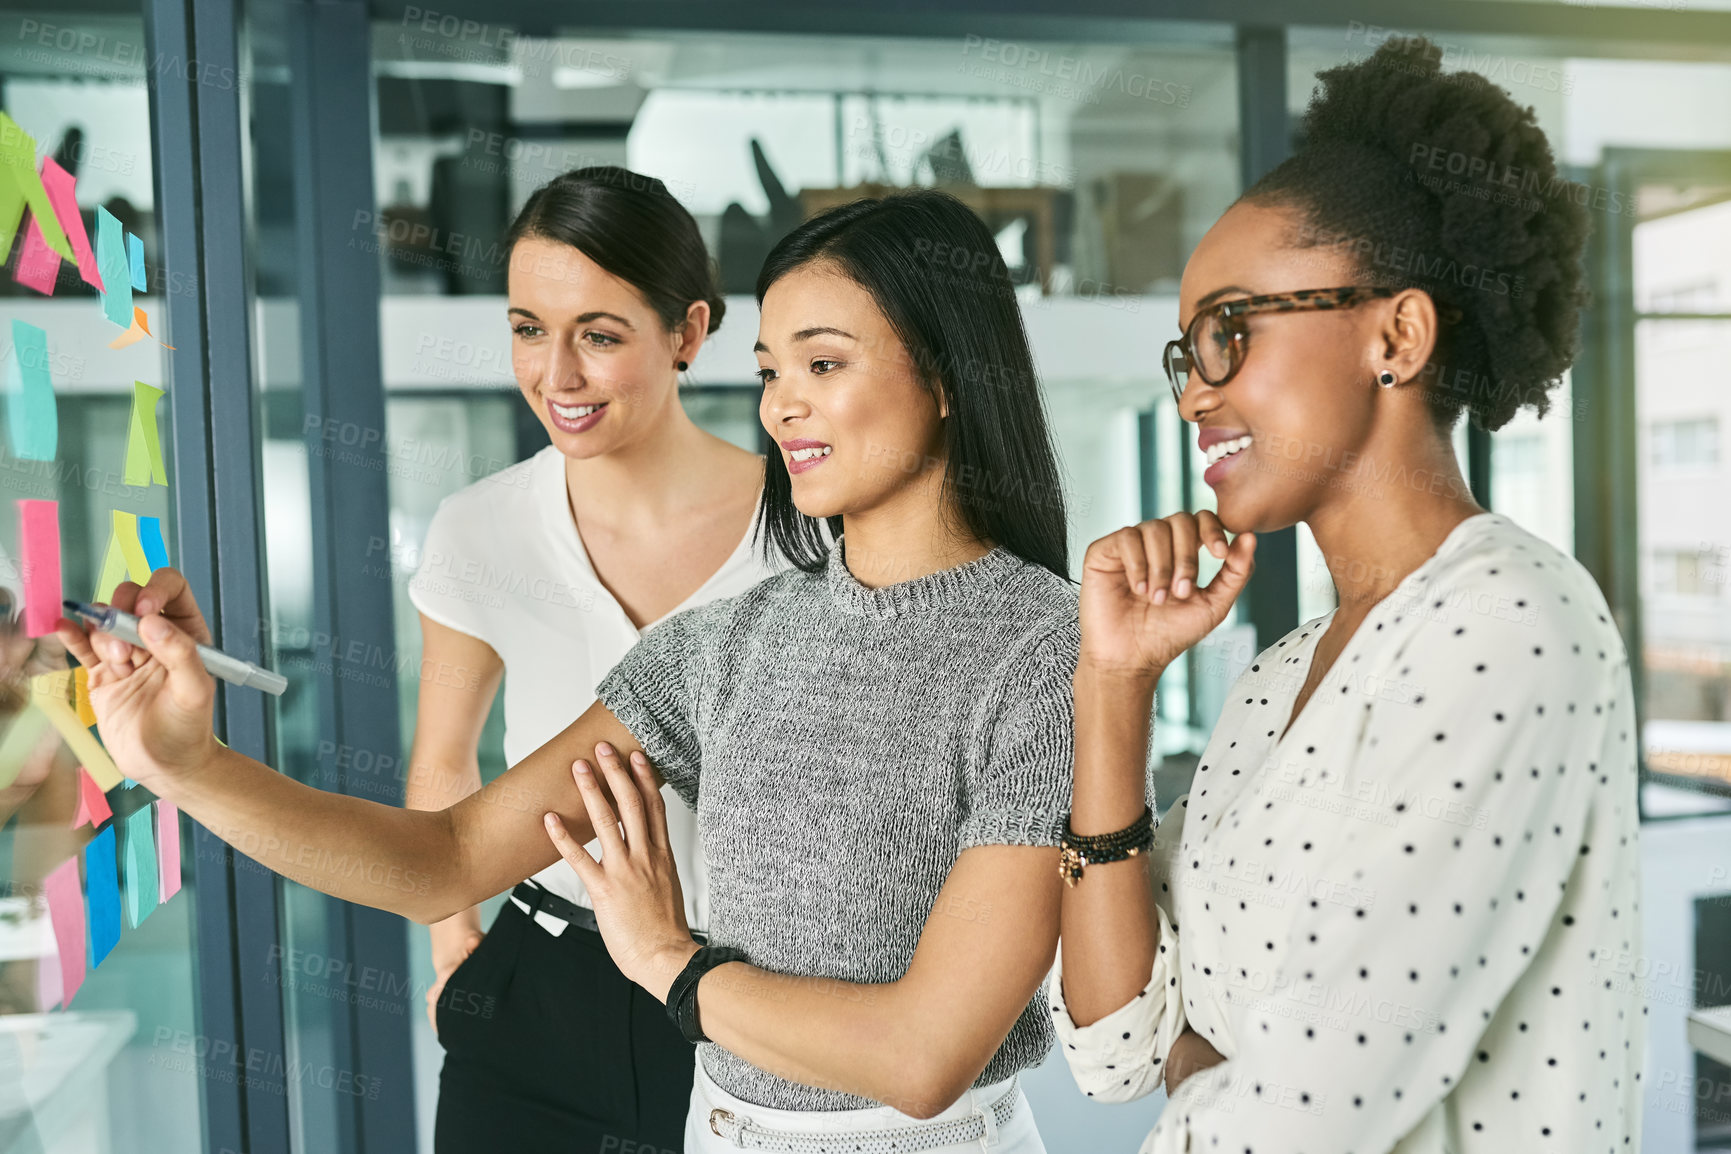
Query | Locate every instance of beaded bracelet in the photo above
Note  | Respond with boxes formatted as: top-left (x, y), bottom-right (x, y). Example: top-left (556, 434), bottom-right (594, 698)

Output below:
top-left (1059, 804), bottom-right (1154, 886)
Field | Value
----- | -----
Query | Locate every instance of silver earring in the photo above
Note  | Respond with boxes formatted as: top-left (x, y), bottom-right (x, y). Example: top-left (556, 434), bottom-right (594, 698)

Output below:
top-left (1377, 369), bottom-right (1398, 388)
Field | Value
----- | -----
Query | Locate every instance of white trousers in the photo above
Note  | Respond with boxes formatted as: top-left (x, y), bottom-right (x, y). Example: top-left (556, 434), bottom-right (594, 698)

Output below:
top-left (684, 1057), bottom-right (1048, 1154)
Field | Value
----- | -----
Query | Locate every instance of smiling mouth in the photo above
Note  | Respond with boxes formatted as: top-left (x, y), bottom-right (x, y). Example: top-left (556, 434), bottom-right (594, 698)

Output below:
top-left (1204, 435), bottom-right (1253, 466)
top-left (550, 401), bottom-right (605, 420)
top-left (789, 446), bottom-right (832, 462)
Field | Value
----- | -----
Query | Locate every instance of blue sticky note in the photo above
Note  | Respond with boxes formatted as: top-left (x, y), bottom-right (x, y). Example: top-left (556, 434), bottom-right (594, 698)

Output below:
top-left (138, 515), bottom-right (169, 571)
top-left (85, 825), bottom-right (121, 967)
top-left (122, 805), bottom-right (159, 927)
top-left (127, 233), bottom-right (145, 292)
top-left (95, 207), bottom-right (132, 327)
top-left (6, 320), bottom-right (57, 460)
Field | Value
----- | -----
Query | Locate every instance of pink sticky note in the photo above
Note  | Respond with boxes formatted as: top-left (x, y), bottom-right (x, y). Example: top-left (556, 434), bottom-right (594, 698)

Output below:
top-left (14, 214), bottom-right (60, 294)
top-left (42, 856), bottom-right (85, 1009)
top-left (18, 499), bottom-right (61, 637)
top-left (70, 767), bottom-right (112, 831)
top-left (37, 159), bottom-right (100, 293)
top-left (156, 800), bottom-right (181, 902)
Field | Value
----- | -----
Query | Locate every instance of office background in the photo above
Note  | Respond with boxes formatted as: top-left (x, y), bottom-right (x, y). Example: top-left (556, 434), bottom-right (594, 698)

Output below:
top-left (0, 0), bottom-right (1728, 1151)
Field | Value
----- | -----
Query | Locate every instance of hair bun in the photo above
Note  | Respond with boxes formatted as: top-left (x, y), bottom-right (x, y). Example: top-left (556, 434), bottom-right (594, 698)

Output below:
top-left (1251, 36), bottom-right (1591, 432)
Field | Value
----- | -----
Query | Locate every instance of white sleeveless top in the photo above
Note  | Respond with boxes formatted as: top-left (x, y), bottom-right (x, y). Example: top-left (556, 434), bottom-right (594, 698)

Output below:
top-left (406, 444), bottom-right (787, 935)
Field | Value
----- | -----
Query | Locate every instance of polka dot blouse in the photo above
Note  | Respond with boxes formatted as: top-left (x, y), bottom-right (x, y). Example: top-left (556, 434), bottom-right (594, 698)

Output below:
top-left (1048, 514), bottom-right (1644, 1153)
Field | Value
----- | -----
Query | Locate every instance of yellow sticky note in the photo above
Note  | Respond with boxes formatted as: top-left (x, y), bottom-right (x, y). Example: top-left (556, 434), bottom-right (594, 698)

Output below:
top-left (123, 382), bottom-right (167, 487)
top-left (74, 666), bottom-right (96, 727)
top-left (30, 670), bottom-right (121, 790)
top-left (113, 511), bottom-right (151, 584)
top-left (0, 704), bottom-right (51, 789)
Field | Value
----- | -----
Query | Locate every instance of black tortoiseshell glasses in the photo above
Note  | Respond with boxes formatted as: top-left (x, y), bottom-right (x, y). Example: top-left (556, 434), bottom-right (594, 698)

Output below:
top-left (1162, 286), bottom-right (1402, 406)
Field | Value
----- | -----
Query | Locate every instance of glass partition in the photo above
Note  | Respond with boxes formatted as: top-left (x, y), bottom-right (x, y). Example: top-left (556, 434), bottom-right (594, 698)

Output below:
top-left (0, 8), bottom-right (202, 1152)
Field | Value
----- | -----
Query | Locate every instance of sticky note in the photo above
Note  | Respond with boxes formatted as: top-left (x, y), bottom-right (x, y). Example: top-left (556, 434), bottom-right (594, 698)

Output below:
top-left (109, 304), bottom-right (163, 349)
top-left (95, 206), bottom-right (131, 328)
top-left (157, 800), bottom-right (181, 902)
top-left (114, 512), bottom-right (150, 585)
top-left (123, 382), bottom-right (167, 486)
top-left (122, 804), bottom-right (158, 927)
top-left (0, 114), bottom-right (73, 261)
top-left (93, 527), bottom-right (127, 604)
top-left (0, 705), bottom-right (50, 789)
top-left (127, 233), bottom-right (145, 292)
top-left (70, 767), bottom-right (112, 830)
top-left (84, 825), bottom-right (120, 968)
top-left (31, 670), bottom-right (121, 790)
top-left (15, 205), bottom-right (61, 295)
top-left (6, 320), bottom-right (57, 461)
top-left (138, 516), bottom-right (169, 572)
top-left (18, 499), bottom-right (61, 638)
top-left (42, 857), bottom-right (85, 1008)
top-left (38, 158), bottom-right (100, 292)
top-left (73, 666), bottom-right (95, 727)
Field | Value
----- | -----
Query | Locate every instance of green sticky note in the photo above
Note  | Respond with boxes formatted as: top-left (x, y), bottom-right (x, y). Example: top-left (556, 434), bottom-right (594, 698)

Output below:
top-left (93, 525), bottom-right (128, 604)
top-left (0, 114), bottom-right (72, 261)
top-left (123, 804), bottom-right (159, 927)
top-left (124, 381), bottom-right (167, 486)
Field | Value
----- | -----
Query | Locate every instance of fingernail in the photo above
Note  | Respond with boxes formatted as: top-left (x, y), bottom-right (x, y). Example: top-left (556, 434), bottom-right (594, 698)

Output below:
top-left (543, 813), bottom-right (558, 829)
top-left (1175, 578), bottom-right (1193, 597)
top-left (596, 741), bottom-right (613, 756)
top-left (630, 751), bottom-right (646, 766)
top-left (142, 616), bottom-right (170, 641)
top-left (574, 760), bottom-right (591, 775)
top-left (1152, 588), bottom-right (1167, 605)
top-left (136, 597), bottom-right (153, 616)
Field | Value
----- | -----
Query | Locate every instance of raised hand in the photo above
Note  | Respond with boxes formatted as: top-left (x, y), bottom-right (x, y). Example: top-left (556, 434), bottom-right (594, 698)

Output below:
top-left (1079, 511), bottom-right (1256, 681)
top-left (543, 743), bottom-right (698, 1002)
top-left (51, 567), bottom-right (219, 792)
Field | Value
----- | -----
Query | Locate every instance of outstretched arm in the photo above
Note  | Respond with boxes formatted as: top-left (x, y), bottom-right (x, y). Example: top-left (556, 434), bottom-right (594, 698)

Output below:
top-left (55, 569), bottom-right (635, 923)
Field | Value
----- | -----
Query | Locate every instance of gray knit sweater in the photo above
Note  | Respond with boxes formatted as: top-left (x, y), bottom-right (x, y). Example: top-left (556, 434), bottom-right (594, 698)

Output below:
top-left (595, 535), bottom-right (1080, 1112)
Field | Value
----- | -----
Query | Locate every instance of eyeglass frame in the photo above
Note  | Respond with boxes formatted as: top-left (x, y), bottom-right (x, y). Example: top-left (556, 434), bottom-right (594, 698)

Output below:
top-left (1161, 285), bottom-right (1463, 406)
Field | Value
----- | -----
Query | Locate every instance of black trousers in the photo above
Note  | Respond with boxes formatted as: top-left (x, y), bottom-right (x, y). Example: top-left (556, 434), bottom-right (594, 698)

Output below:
top-left (433, 897), bottom-right (695, 1154)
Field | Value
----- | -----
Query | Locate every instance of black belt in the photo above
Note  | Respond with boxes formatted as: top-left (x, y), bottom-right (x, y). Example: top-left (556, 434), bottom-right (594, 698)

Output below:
top-left (511, 881), bottom-right (600, 932)
top-left (510, 880), bottom-right (708, 943)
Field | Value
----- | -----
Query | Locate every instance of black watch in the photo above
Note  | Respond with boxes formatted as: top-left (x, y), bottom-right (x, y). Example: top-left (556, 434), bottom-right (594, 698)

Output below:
top-left (666, 945), bottom-right (747, 1044)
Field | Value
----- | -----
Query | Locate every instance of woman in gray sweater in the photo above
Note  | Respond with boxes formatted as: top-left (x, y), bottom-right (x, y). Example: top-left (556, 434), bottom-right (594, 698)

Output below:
top-left (61, 191), bottom-right (1080, 1152)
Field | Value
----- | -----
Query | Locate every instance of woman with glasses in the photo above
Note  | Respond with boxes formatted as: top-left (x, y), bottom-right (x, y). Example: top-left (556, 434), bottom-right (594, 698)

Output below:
top-left (1051, 36), bottom-right (1642, 1153)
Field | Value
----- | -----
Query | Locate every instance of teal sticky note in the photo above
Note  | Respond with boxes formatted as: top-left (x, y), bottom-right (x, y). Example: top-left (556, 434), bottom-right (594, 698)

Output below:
top-left (122, 805), bottom-right (158, 927)
top-left (85, 825), bottom-right (121, 967)
top-left (6, 320), bottom-right (57, 460)
top-left (95, 207), bottom-right (131, 327)
top-left (138, 515), bottom-right (169, 571)
top-left (127, 232), bottom-right (145, 292)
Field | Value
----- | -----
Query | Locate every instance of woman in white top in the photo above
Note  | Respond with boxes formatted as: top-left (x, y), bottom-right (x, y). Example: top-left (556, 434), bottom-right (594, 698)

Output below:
top-left (1051, 37), bottom-right (1643, 1153)
top-left (401, 166), bottom-right (782, 1152)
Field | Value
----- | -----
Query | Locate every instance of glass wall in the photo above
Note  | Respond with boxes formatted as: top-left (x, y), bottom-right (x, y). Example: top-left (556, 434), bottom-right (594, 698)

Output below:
top-left (0, 7), bottom-right (202, 1152)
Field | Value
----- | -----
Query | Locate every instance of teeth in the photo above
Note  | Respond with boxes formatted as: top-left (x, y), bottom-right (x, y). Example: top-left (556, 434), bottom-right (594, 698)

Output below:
top-left (790, 446), bottom-right (832, 462)
top-left (552, 402), bottom-right (603, 419)
top-left (1204, 435), bottom-right (1253, 466)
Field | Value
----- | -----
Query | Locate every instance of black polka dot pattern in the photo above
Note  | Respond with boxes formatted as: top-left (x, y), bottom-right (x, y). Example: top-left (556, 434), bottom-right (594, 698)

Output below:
top-left (1047, 517), bottom-right (1642, 1153)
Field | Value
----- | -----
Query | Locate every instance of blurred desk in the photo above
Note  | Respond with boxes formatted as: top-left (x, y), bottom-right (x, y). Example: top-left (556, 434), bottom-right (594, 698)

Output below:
top-left (1688, 1005), bottom-right (1731, 1067)
top-left (0, 1011), bottom-right (137, 1154)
